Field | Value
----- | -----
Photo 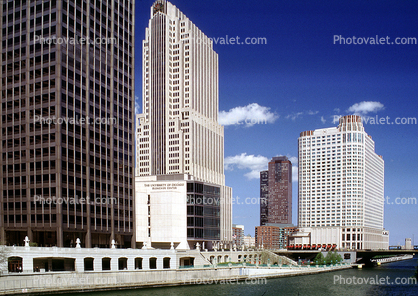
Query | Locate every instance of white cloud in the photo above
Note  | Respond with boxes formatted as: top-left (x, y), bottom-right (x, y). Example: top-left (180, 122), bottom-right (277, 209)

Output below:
top-left (219, 103), bottom-right (278, 127)
top-left (273, 155), bottom-right (299, 182)
top-left (286, 110), bottom-right (319, 121)
top-left (224, 153), bottom-right (269, 179)
top-left (244, 170), bottom-right (264, 180)
top-left (292, 166), bottom-right (298, 183)
top-left (288, 156), bottom-right (298, 165)
top-left (285, 112), bottom-right (304, 121)
top-left (287, 156), bottom-right (298, 182)
top-left (347, 101), bottom-right (384, 115)
top-left (135, 96), bottom-right (141, 114)
top-left (331, 114), bottom-right (342, 124)
top-left (307, 110), bottom-right (319, 115)
top-left (225, 153), bottom-right (298, 182)
top-left (321, 116), bottom-right (326, 124)
top-left (334, 108), bottom-right (340, 113)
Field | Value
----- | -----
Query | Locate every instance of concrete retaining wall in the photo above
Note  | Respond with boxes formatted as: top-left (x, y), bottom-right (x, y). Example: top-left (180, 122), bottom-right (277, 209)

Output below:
top-left (0, 265), bottom-right (353, 295)
top-left (0, 268), bottom-right (243, 295)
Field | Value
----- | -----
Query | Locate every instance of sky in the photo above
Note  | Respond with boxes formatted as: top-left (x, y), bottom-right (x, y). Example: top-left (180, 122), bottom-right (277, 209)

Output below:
top-left (134, 0), bottom-right (418, 246)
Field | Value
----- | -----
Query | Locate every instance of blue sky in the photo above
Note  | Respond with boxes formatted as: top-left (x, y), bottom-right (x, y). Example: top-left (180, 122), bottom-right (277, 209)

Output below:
top-left (135, 0), bottom-right (418, 246)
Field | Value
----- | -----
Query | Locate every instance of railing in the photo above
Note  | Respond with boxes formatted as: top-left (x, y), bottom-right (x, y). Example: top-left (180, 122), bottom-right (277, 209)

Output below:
top-left (177, 263), bottom-right (350, 269)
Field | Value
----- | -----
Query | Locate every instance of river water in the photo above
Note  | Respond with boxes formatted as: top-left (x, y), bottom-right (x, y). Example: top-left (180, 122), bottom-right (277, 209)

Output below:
top-left (57, 255), bottom-right (418, 296)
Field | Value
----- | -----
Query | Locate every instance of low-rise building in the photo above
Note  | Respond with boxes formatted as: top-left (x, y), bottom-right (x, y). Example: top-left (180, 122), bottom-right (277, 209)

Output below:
top-left (255, 224), bottom-right (297, 250)
top-left (232, 225), bottom-right (244, 247)
top-left (243, 235), bottom-right (255, 248)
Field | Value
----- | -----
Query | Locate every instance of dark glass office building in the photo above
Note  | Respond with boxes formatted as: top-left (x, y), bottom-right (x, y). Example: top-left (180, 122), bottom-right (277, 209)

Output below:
top-left (186, 181), bottom-right (220, 249)
top-left (260, 156), bottom-right (292, 226)
top-left (0, 0), bottom-right (135, 247)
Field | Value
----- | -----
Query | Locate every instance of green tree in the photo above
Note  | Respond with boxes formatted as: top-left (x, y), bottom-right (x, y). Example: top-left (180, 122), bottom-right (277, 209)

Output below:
top-left (314, 252), bottom-right (325, 265)
top-left (335, 252), bottom-right (343, 263)
top-left (324, 251), bottom-right (343, 265)
top-left (325, 251), bottom-right (335, 264)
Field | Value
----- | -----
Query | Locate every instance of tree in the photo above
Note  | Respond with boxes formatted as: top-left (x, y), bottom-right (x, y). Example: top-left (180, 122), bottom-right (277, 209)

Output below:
top-left (324, 251), bottom-right (343, 265)
top-left (335, 252), bottom-right (343, 263)
top-left (314, 252), bottom-right (325, 265)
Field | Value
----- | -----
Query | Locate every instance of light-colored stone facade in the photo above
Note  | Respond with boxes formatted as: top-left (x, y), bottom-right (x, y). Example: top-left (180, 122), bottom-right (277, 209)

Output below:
top-left (296, 115), bottom-right (388, 250)
top-left (135, 1), bottom-right (232, 249)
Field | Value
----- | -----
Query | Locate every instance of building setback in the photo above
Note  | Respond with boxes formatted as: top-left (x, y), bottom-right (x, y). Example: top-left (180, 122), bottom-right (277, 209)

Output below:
top-left (0, 0), bottom-right (135, 248)
top-left (135, 0), bottom-right (232, 250)
top-left (296, 115), bottom-right (388, 250)
top-left (260, 156), bottom-right (292, 226)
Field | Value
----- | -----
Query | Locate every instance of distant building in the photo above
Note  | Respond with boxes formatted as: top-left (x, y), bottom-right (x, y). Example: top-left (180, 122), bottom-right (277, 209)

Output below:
top-left (260, 171), bottom-right (269, 226)
top-left (243, 235), bottom-right (255, 248)
top-left (404, 238), bottom-right (413, 250)
top-left (294, 115), bottom-right (389, 250)
top-left (255, 224), bottom-right (296, 250)
top-left (260, 156), bottom-right (292, 226)
top-left (232, 225), bottom-right (244, 247)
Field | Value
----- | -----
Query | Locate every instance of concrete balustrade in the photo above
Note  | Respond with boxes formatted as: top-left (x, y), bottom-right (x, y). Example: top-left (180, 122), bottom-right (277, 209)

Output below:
top-left (1, 246), bottom-right (178, 274)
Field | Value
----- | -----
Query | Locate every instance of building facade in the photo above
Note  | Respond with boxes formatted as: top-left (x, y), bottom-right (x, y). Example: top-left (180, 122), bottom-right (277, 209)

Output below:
top-left (260, 156), bottom-right (292, 226)
top-left (297, 115), bottom-right (388, 249)
top-left (0, 0), bottom-right (135, 248)
top-left (243, 235), bottom-right (255, 248)
top-left (255, 223), bottom-right (296, 250)
top-left (135, 0), bottom-right (232, 249)
top-left (259, 170), bottom-right (269, 226)
top-left (232, 224), bottom-right (244, 247)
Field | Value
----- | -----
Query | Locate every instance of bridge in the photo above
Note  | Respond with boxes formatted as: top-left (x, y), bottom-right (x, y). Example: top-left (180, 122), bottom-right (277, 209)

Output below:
top-left (273, 249), bottom-right (417, 266)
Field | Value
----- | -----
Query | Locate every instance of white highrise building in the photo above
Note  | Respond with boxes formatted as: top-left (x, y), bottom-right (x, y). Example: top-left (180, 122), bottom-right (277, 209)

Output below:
top-left (296, 115), bottom-right (388, 250)
top-left (135, 0), bottom-right (232, 250)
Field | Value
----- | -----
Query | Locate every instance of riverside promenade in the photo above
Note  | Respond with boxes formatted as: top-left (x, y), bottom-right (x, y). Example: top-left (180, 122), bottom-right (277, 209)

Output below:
top-left (0, 264), bottom-right (352, 295)
top-left (0, 245), bottom-right (352, 295)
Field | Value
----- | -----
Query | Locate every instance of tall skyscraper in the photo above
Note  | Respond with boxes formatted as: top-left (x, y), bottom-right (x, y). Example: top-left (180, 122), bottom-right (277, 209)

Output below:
top-left (259, 170), bottom-right (269, 225)
top-left (135, 0), bottom-right (232, 249)
top-left (297, 115), bottom-right (388, 249)
top-left (260, 156), bottom-right (292, 226)
top-left (0, 0), bottom-right (135, 248)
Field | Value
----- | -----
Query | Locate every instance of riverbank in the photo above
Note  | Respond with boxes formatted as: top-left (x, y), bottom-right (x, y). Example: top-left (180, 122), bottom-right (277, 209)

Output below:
top-left (372, 254), bottom-right (414, 265)
top-left (0, 265), bottom-right (352, 295)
